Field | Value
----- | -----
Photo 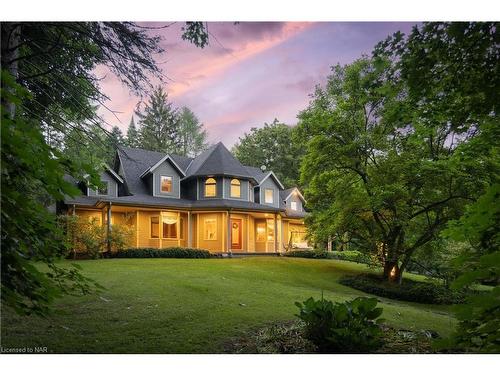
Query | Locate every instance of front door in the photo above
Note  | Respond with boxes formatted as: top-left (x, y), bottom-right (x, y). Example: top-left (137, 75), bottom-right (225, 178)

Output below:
top-left (231, 219), bottom-right (242, 250)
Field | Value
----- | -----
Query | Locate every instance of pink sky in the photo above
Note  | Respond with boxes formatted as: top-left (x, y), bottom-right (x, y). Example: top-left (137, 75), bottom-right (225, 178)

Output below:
top-left (98, 22), bottom-right (415, 147)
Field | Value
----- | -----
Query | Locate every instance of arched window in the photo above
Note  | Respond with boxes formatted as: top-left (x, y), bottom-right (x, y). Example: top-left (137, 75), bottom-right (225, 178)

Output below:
top-left (230, 178), bottom-right (241, 198)
top-left (205, 178), bottom-right (217, 197)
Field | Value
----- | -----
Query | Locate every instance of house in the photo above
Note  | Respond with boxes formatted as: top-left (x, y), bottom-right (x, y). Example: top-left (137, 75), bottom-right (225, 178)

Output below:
top-left (61, 142), bottom-right (308, 254)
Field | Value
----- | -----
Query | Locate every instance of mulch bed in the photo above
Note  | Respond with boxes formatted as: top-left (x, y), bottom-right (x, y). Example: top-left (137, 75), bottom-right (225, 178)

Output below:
top-left (224, 320), bottom-right (438, 354)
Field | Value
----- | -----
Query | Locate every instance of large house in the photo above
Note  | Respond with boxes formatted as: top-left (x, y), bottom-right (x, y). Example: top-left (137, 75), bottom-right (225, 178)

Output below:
top-left (61, 142), bottom-right (308, 254)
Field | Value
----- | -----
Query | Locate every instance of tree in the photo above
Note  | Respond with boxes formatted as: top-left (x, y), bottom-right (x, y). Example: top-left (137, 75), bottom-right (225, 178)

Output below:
top-left (135, 86), bottom-right (181, 153)
top-left (1, 22), bottom-right (209, 315)
top-left (177, 106), bottom-right (208, 157)
top-left (126, 116), bottom-right (139, 148)
top-left (232, 119), bottom-right (304, 188)
top-left (297, 56), bottom-right (490, 283)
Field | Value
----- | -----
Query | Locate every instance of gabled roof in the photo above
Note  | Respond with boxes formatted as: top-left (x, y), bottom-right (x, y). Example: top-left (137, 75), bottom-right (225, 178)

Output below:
top-left (139, 154), bottom-right (186, 178)
top-left (280, 187), bottom-right (306, 203)
top-left (184, 142), bottom-right (256, 180)
top-left (258, 171), bottom-right (285, 190)
top-left (103, 163), bottom-right (124, 183)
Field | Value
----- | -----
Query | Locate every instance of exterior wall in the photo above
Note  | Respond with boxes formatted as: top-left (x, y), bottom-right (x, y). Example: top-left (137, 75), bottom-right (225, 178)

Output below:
top-left (181, 179), bottom-right (197, 200)
top-left (136, 210), bottom-right (187, 248)
top-left (75, 209), bottom-right (102, 225)
top-left (258, 177), bottom-right (280, 208)
top-left (286, 195), bottom-right (304, 212)
top-left (87, 171), bottom-right (118, 197)
top-left (197, 176), bottom-right (224, 199)
top-left (152, 161), bottom-right (181, 198)
top-left (222, 177), bottom-right (250, 201)
top-left (111, 211), bottom-right (137, 248)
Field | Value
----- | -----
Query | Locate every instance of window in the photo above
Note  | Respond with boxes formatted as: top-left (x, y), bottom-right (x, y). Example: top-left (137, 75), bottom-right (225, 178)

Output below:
top-left (160, 176), bottom-right (172, 193)
top-left (150, 216), bottom-right (159, 238)
top-left (267, 219), bottom-right (274, 241)
top-left (204, 218), bottom-right (217, 240)
top-left (205, 178), bottom-right (217, 197)
top-left (264, 188), bottom-right (274, 204)
top-left (162, 214), bottom-right (178, 239)
top-left (96, 181), bottom-right (109, 195)
top-left (256, 222), bottom-right (266, 242)
top-left (230, 179), bottom-right (241, 198)
top-left (291, 201), bottom-right (298, 211)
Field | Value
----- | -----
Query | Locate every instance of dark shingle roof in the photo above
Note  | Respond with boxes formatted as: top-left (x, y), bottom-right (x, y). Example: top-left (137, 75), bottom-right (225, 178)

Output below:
top-left (280, 188), bottom-right (295, 201)
top-left (185, 142), bottom-right (255, 179)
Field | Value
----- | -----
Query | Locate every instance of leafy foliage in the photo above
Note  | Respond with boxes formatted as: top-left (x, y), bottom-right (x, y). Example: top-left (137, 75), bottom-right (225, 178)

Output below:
top-left (112, 247), bottom-right (212, 259)
top-left (295, 296), bottom-right (384, 353)
top-left (232, 119), bottom-right (304, 188)
top-left (339, 274), bottom-right (471, 305)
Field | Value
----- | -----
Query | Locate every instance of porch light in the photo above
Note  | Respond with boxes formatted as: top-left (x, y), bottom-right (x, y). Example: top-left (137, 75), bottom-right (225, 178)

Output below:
top-left (390, 266), bottom-right (397, 278)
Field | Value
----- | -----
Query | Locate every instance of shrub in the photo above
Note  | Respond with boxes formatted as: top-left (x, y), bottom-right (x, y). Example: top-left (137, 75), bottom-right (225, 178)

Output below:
top-left (112, 247), bottom-right (212, 259)
top-left (284, 250), bottom-right (329, 259)
top-left (339, 273), bottom-right (470, 305)
top-left (295, 296), bottom-right (384, 353)
top-left (329, 250), bottom-right (371, 264)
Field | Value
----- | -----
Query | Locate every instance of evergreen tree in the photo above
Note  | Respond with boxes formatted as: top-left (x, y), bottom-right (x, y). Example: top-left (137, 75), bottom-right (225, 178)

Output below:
top-left (135, 86), bottom-right (181, 153)
top-left (178, 106), bottom-right (208, 157)
top-left (126, 117), bottom-right (139, 148)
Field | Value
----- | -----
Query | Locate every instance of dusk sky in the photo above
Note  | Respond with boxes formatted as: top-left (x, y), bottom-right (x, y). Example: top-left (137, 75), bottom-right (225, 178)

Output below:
top-left (98, 22), bottom-right (416, 147)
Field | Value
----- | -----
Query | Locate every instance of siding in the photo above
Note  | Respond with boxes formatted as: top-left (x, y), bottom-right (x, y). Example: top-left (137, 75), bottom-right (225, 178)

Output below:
top-left (258, 178), bottom-right (280, 208)
top-left (286, 196), bottom-right (303, 212)
top-left (197, 176), bottom-right (223, 199)
top-left (88, 171), bottom-right (118, 197)
top-left (222, 177), bottom-right (250, 201)
top-left (152, 161), bottom-right (181, 198)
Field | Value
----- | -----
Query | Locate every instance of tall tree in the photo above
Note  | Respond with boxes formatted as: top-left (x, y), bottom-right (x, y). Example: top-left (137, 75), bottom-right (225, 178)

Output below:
top-left (1, 22), bottom-right (209, 315)
top-left (135, 86), bottom-right (181, 153)
top-left (177, 106), bottom-right (208, 157)
top-left (232, 119), bottom-right (304, 188)
top-left (125, 116), bottom-right (139, 148)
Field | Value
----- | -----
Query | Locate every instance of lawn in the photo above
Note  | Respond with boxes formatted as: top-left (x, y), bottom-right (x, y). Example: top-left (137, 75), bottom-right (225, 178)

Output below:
top-left (1, 257), bottom-right (457, 353)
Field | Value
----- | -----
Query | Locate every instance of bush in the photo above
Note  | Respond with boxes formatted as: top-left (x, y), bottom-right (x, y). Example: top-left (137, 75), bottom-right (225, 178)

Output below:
top-left (295, 296), bottom-right (384, 353)
top-left (339, 273), bottom-right (470, 305)
top-left (329, 250), bottom-right (371, 264)
top-left (284, 250), bottom-right (329, 259)
top-left (112, 247), bottom-right (212, 259)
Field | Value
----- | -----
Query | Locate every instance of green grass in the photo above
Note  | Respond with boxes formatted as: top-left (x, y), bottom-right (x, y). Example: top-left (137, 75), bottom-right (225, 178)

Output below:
top-left (1, 257), bottom-right (456, 353)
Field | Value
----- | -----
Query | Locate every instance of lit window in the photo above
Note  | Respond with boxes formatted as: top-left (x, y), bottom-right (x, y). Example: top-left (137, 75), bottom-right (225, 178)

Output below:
top-left (150, 216), bottom-right (159, 238)
top-left (205, 178), bottom-right (217, 197)
top-left (230, 179), bottom-right (241, 198)
top-left (162, 214), bottom-right (177, 239)
top-left (256, 222), bottom-right (266, 242)
top-left (97, 181), bottom-right (109, 195)
top-left (204, 218), bottom-right (217, 240)
top-left (291, 201), bottom-right (297, 211)
top-left (265, 189), bottom-right (274, 203)
top-left (267, 219), bottom-right (274, 241)
top-left (160, 176), bottom-right (172, 193)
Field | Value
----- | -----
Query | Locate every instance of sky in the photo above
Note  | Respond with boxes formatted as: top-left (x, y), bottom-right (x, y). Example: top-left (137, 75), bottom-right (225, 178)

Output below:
top-left (98, 22), bottom-right (416, 147)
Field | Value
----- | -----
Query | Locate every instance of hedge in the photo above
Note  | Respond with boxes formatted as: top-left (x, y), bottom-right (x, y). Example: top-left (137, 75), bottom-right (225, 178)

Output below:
top-left (284, 250), bottom-right (330, 259)
top-left (284, 250), bottom-right (371, 264)
top-left (112, 247), bottom-right (212, 259)
top-left (339, 273), bottom-right (469, 305)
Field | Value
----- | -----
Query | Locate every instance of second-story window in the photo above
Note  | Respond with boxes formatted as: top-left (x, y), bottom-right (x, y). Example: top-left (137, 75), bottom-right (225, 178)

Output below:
top-left (97, 181), bottom-right (109, 196)
top-left (205, 177), bottom-right (217, 197)
top-left (160, 176), bottom-right (172, 193)
top-left (230, 179), bottom-right (241, 198)
top-left (291, 201), bottom-right (298, 211)
top-left (265, 188), bottom-right (274, 204)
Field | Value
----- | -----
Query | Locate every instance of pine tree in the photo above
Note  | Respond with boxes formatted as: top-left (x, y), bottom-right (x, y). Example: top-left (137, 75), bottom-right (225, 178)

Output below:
top-left (126, 117), bottom-right (139, 148)
top-left (135, 86), bottom-right (181, 153)
top-left (178, 106), bottom-right (209, 157)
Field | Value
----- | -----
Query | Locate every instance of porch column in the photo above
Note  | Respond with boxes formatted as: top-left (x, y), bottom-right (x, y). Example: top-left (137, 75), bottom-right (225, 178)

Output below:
top-left (187, 211), bottom-right (192, 248)
top-left (136, 210), bottom-right (139, 248)
top-left (106, 202), bottom-right (112, 253)
top-left (177, 211), bottom-right (181, 247)
top-left (281, 218), bottom-right (285, 253)
top-left (227, 210), bottom-right (232, 257)
top-left (274, 213), bottom-right (278, 254)
top-left (72, 204), bottom-right (76, 216)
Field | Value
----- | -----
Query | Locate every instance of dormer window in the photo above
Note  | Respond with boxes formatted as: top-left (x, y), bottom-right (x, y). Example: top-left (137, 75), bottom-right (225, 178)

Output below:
top-left (230, 179), bottom-right (241, 198)
top-left (97, 181), bottom-right (109, 196)
top-left (265, 188), bottom-right (274, 204)
top-left (160, 175), bottom-right (172, 193)
top-left (291, 201), bottom-right (298, 211)
top-left (205, 178), bottom-right (217, 197)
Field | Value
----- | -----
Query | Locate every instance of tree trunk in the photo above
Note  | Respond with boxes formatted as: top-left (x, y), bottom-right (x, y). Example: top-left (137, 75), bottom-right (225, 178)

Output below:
top-left (1, 23), bottom-right (21, 118)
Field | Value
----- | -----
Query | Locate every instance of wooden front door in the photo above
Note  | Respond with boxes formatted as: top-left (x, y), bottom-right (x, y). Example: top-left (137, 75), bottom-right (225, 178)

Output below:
top-left (230, 218), bottom-right (242, 250)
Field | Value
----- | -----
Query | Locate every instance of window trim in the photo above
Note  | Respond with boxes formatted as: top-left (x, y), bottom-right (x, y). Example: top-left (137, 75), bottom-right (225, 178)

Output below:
top-left (230, 178), bottom-right (241, 198)
top-left (204, 217), bottom-right (217, 241)
top-left (160, 175), bottom-right (173, 194)
top-left (291, 201), bottom-right (298, 211)
top-left (205, 177), bottom-right (217, 198)
top-left (150, 216), bottom-right (160, 239)
top-left (264, 188), bottom-right (274, 204)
